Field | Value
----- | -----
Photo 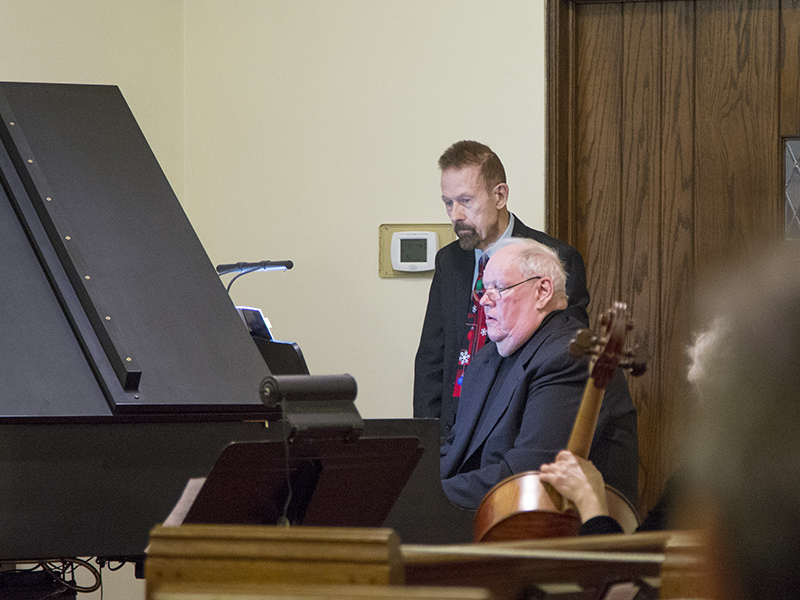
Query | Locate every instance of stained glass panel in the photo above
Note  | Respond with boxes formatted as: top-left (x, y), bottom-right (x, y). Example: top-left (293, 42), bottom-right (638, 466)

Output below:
top-left (786, 139), bottom-right (800, 239)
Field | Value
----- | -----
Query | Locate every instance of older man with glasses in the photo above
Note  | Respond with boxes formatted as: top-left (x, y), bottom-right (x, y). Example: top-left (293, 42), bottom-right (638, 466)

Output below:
top-left (440, 238), bottom-right (639, 511)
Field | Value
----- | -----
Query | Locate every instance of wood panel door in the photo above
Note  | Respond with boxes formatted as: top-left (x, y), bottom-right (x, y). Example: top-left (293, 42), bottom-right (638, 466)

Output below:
top-left (547, 0), bottom-right (800, 513)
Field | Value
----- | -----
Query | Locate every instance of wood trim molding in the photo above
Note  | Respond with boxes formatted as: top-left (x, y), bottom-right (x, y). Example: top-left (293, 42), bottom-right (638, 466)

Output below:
top-left (546, 0), bottom-right (573, 241)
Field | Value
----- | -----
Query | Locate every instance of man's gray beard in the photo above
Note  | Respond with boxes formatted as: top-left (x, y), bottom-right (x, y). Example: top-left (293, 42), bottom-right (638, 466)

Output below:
top-left (457, 229), bottom-right (481, 250)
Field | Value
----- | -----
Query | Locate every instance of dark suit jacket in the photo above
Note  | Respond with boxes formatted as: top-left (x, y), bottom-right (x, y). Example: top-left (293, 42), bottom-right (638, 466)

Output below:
top-left (413, 215), bottom-right (591, 438)
top-left (440, 311), bottom-right (639, 511)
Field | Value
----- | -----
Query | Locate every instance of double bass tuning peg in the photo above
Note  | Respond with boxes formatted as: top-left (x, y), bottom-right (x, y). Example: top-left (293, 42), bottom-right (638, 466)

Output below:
top-left (619, 343), bottom-right (650, 378)
top-left (569, 317), bottom-right (650, 379)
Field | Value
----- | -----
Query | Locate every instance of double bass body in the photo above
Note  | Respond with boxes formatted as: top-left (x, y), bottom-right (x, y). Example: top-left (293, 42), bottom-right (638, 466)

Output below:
top-left (473, 471), bottom-right (640, 542)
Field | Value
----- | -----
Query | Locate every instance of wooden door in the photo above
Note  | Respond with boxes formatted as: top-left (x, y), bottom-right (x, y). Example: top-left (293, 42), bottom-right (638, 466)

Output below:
top-left (547, 0), bottom-right (800, 513)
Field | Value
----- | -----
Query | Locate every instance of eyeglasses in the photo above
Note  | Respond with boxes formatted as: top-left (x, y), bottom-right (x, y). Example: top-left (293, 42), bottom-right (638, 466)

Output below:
top-left (473, 276), bottom-right (542, 303)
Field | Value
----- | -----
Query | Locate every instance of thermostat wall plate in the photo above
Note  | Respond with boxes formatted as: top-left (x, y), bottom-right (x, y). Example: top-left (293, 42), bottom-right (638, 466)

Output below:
top-left (379, 223), bottom-right (457, 278)
top-left (391, 230), bottom-right (438, 272)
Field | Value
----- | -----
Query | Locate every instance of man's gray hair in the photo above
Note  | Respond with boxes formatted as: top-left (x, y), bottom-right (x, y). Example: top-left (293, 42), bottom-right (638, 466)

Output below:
top-left (487, 237), bottom-right (568, 304)
top-left (685, 242), bottom-right (800, 600)
top-left (686, 317), bottom-right (730, 386)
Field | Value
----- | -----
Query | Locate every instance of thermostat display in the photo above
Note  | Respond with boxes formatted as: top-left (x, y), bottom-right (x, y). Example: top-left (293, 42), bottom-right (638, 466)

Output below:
top-left (391, 231), bottom-right (438, 272)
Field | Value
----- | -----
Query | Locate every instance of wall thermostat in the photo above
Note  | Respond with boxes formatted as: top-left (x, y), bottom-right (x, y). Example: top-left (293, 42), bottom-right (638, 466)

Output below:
top-left (391, 230), bottom-right (438, 272)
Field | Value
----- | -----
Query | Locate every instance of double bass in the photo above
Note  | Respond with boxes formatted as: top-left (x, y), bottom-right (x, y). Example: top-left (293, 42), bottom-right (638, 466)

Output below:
top-left (473, 301), bottom-right (647, 543)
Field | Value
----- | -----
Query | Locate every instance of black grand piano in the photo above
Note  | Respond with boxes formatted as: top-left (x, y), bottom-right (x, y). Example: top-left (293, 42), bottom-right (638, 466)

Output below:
top-left (0, 82), bottom-right (472, 573)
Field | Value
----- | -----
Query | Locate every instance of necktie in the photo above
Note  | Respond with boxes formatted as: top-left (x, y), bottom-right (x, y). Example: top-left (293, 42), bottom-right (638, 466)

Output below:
top-left (452, 254), bottom-right (489, 398)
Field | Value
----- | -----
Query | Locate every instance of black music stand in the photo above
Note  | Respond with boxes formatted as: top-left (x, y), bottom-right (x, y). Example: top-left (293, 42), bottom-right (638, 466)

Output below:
top-left (176, 435), bottom-right (423, 528)
top-left (173, 373), bottom-right (423, 528)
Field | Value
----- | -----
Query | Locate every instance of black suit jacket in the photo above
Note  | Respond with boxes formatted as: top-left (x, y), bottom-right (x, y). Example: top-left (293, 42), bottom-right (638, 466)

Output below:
top-left (413, 215), bottom-right (591, 438)
top-left (440, 311), bottom-right (639, 511)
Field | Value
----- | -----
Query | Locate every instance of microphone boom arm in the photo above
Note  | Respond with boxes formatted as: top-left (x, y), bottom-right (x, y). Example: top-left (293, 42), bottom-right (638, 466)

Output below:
top-left (216, 260), bottom-right (294, 276)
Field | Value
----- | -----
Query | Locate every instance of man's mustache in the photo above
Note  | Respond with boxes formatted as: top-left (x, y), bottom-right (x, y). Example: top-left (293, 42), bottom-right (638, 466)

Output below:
top-left (455, 224), bottom-right (476, 236)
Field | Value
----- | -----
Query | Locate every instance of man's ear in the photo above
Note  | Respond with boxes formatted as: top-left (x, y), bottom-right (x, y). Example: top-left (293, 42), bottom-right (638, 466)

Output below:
top-left (492, 183), bottom-right (509, 210)
top-left (536, 277), bottom-right (554, 309)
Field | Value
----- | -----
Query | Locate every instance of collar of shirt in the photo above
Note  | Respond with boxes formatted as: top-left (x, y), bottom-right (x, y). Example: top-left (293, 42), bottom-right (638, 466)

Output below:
top-left (472, 213), bottom-right (516, 288)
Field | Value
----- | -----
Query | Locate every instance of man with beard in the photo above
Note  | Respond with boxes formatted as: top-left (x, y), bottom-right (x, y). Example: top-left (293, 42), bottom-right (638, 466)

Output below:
top-left (414, 141), bottom-right (591, 440)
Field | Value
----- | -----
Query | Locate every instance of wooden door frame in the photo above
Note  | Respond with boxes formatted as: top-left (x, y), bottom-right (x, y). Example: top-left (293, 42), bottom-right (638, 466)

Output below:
top-left (546, 0), bottom-right (575, 242)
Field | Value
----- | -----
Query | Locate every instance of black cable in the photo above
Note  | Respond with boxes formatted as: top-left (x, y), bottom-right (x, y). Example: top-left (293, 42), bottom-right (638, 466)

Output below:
top-left (40, 558), bottom-right (101, 593)
top-left (277, 402), bottom-right (293, 526)
top-left (6, 557), bottom-right (102, 595)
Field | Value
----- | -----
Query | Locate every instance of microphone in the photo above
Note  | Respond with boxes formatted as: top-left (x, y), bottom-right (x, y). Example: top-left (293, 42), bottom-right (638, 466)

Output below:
top-left (215, 260), bottom-right (294, 276)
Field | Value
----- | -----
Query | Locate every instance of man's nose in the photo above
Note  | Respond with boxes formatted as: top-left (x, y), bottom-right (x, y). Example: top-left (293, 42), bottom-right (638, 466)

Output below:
top-left (450, 203), bottom-right (466, 222)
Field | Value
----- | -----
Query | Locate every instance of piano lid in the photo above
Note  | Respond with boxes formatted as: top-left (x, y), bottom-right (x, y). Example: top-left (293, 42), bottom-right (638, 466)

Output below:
top-left (0, 82), bottom-right (271, 418)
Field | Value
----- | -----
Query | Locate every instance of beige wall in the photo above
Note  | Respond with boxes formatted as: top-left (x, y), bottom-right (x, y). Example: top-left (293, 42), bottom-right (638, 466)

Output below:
top-left (183, 0), bottom-right (547, 419)
top-left (0, 1), bottom-right (185, 197)
top-left (1, 1), bottom-right (545, 597)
